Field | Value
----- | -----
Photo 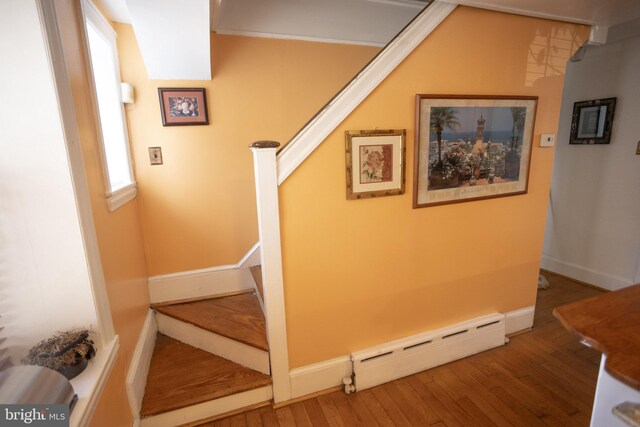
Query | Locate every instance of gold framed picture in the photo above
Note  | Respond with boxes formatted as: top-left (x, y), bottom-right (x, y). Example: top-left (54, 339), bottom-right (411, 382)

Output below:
top-left (345, 129), bottom-right (406, 200)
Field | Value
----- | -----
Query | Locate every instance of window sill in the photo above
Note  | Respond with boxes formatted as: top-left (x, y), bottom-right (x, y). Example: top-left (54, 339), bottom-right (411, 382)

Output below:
top-left (70, 336), bottom-right (119, 427)
top-left (106, 183), bottom-right (137, 212)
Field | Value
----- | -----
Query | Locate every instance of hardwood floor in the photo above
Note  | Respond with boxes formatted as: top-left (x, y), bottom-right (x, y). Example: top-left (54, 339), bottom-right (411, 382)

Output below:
top-left (198, 272), bottom-right (603, 426)
top-left (154, 293), bottom-right (268, 351)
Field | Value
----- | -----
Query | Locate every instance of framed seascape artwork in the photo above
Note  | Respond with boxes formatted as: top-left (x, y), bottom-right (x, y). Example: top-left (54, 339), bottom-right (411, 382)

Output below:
top-left (158, 88), bottom-right (209, 126)
top-left (345, 129), bottom-right (406, 200)
top-left (414, 95), bottom-right (537, 208)
top-left (569, 97), bottom-right (616, 144)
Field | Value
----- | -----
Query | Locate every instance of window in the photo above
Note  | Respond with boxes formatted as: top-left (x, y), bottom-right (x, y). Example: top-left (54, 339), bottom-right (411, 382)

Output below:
top-left (83, 0), bottom-right (136, 210)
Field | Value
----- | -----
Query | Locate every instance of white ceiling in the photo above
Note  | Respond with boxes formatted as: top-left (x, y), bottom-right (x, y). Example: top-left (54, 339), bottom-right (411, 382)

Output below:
top-left (213, 0), bottom-right (426, 47)
top-left (444, 0), bottom-right (640, 27)
top-left (126, 0), bottom-right (211, 80)
top-left (95, 0), bottom-right (640, 80)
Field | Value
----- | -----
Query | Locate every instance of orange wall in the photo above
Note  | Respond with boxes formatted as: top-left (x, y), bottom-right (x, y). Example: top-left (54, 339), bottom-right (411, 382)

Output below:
top-left (279, 7), bottom-right (588, 368)
top-left (55, 3), bottom-right (150, 426)
top-left (116, 27), bottom-right (379, 275)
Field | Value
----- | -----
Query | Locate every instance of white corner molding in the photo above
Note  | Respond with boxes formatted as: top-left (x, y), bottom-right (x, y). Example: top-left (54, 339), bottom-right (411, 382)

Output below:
top-left (276, 1), bottom-right (457, 184)
top-left (70, 337), bottom-right (120, 427)
top-left (215, 29), bottom-right (387, 47)
top-left (504, 306), bottom-right (535, 335)
top-left (148, 243), bottom-right (260, 303)
top-left (541, 255), bottom-right (633, 291)
top-left (289, 356), bottom-right (352, 399)
top-left (126, 310), bottom-right (157, 422)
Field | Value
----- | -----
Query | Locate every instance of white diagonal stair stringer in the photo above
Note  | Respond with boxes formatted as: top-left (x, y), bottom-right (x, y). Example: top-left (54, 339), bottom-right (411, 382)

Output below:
top-left (276, 1), bottom-right (457, 184)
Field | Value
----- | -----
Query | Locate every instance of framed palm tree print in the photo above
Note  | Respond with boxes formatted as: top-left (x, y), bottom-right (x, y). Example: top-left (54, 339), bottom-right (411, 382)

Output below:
top-left (413, 95), bottom-right (537, 208)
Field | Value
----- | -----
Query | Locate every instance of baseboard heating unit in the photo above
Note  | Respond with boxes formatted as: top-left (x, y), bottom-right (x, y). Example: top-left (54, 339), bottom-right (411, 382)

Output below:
top-left (350, 312), bottom-right (505, 391)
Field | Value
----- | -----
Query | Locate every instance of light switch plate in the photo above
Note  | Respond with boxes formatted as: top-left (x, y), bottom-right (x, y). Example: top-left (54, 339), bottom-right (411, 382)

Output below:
top-left (540, 134), bottom-right (555, 147)
top-left (149, 147), bottom-right (163, 165)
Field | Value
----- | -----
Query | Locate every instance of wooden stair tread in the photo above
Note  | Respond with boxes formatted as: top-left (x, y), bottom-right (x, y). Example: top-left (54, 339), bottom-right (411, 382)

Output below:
top-left (249, 265), bottom-right (264, 302)
top-left (140, 334), bottom-right (272, 417)
top-left (155, 293), bottom-right (268, 351)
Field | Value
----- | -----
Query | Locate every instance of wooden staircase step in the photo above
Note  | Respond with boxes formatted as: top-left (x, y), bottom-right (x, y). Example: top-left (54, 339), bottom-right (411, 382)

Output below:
top-left (154, 293), bottom-right (268, 351)
top-left (140, 334), bottom-right (272, 418)
top-left (249, 265), bottom-right (264, 303)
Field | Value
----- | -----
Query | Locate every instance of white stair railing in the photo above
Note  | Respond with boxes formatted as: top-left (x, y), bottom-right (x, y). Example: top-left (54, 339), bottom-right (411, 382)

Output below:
top-left (250, 141), bottom-right (291, 403)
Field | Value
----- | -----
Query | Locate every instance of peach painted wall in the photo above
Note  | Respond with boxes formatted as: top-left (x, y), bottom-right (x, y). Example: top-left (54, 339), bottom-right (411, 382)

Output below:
top-left (55, 3), bottom-right (150, 426)
top-left (115, 26), bottom-right (379, 275)
top-left (279, 7), bottom-right (589, 368)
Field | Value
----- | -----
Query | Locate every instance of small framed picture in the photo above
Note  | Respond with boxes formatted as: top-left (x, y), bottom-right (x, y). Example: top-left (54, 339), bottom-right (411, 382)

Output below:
top-left (569, 98), bottom-right (616, 144)
top-left (345, 129), bottom-right (406, 200)
top-left (158, 88), bottom-right (209, 126)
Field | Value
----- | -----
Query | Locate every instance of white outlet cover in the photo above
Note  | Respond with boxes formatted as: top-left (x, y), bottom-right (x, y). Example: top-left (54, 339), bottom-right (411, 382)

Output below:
top-left (540, 134), bottom-right (555, 147)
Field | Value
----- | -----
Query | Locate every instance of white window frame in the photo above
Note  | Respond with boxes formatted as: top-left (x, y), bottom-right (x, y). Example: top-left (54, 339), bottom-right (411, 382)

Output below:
top-left (82, 0), bottom-right (136, 211)
top-left (36, 1), bottom-right (120, 425)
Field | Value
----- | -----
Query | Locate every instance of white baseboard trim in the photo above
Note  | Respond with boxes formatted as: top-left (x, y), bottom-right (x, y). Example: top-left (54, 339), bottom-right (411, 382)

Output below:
top-left (351, 313), bottom-right (505, 391)
top-left (541, 255), bottom-right (633, 291)
top-left (288, 307), bottom-right (535, 399)
top-left (289, 356), bottom-right (352, 399)
top-left (156, 313), bottom-right (270, 375)
top-left (139, 385), bottom-right (272, 427)
top-left (126, 310), bottom-right (157, 420)
top-left (148, 244), bottom-right (260, 304)
top-left (504, 306), bottom-right (535, 335)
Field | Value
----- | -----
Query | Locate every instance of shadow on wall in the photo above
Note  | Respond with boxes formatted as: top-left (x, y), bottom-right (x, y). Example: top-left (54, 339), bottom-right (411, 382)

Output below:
top-left (526, 26), bottom-right (584, 87)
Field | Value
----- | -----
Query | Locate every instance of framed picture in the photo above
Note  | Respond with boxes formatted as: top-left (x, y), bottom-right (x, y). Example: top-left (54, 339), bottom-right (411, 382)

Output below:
top-left (158, 88), bottom-right (209, 126)
top-left (569, 98), bottom-right (616, 144)
top-left (414, 95), bottom-right (537, 208)
top-left (345, 129), bottom-right (406, 200)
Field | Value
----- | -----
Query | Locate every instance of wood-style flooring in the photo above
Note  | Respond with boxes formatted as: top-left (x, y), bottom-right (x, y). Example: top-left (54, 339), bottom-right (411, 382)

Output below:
top-left (140, 334), bottom-right (272, 417)
top-left (199, 271), bottom-right (604, 426)
top-left (154, 293), bottom-right (268, 351)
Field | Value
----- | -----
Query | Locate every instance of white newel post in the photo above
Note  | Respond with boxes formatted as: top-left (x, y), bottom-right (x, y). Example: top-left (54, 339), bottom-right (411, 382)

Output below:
top-left (250, 141), bottom-right (291, 403)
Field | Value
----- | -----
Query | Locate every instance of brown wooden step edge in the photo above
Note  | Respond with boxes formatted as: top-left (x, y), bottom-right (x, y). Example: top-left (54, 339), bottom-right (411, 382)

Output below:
top-left (151, 288), bottom-right (254, 308)
top-left (154, 293), bottom-right (269, 351)
top-left (140, 334), bottom-right (272, 418)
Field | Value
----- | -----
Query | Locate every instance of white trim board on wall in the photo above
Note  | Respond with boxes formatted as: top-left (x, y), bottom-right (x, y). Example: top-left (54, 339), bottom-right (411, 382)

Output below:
top-left (541, 255), bottom-right (633, 291)
top-left (505, 306), bottom-right (535, 335)
top-left (126, 310), bottom-right (157, 423)
top-left (148, 243), bottom-right (260, 303)
top-left (289, 356), bottom-right (352, 399)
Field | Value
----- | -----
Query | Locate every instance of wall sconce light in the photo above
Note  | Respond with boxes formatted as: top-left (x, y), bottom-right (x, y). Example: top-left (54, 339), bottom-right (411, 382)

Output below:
top-left (121, 82), bottom-right (135, 104)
